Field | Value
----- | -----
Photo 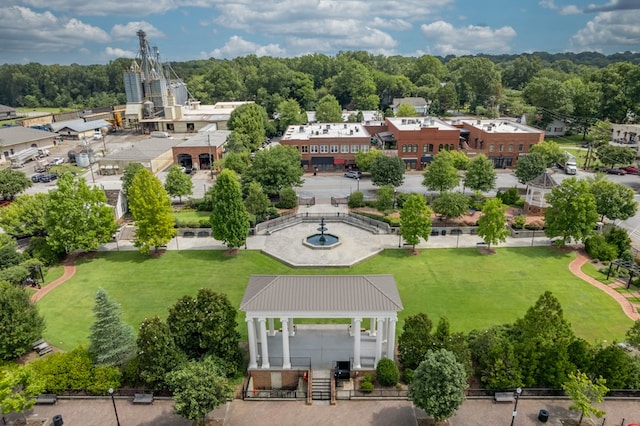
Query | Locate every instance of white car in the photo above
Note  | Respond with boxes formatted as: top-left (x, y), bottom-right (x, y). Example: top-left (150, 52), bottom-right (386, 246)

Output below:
top-left (51, 157), bottom-right (64, 165)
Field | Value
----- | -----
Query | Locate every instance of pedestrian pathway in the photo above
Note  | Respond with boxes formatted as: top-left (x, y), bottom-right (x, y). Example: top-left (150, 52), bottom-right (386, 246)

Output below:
top-left (31, 260), bottom-right (76, 303)
top-left (567, 250), bottom-right (640, 321)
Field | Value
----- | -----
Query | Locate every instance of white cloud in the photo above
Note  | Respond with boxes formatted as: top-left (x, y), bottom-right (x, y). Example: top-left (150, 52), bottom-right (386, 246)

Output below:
top-left (111, 22), bottom-right (165, 40)
top-left (12, 0), bottom-right (182, 16)
top-left (419, 21), bottom-right (517, 55)
top-left (539, 0), bottom-right (557, 9)
top-left (571, 10), bottom-right (640, 51)
top-left (371, 17), bottom-right (412, 31)
top-left (207, 35), bottom-right (286, 58)
top-left (0, 6), bottom-right (109, 53)
top-left (105, 47), bottom-right (136, 58)
top-left (559, 5), bottom-right (582, 15)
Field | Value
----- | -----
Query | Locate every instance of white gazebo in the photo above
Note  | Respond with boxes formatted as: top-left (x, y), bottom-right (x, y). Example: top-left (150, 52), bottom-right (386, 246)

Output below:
top-left (525, 170), bottom-right (558, 215)
top-left (240, 275), bottom-right (403, 370)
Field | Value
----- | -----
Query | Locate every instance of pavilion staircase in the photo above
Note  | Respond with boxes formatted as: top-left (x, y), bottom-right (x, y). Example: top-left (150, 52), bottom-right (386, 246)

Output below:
top-left (311, 370), bottom-right (331, 403)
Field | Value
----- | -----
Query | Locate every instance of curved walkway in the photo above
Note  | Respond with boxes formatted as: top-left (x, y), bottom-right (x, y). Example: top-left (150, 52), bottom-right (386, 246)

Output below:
top-left (31, 262), bottom-right (76, 303)
top-left (568, 250), bottom-right (640, 321)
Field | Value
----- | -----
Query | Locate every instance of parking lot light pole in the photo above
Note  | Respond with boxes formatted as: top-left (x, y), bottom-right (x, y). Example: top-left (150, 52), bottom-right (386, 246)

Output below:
top-left (356, 177), bottom-right (360, 192)
top-left (108, 388), bottom-right (121, 426)
top-left (510, 387), bottom-right (522, 426)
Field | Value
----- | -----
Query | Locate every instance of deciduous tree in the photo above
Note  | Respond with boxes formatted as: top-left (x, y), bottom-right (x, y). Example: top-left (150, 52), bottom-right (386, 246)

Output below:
top-left (399, 194), bottom-right (432, 251)
top-left (0, 282), bottom-right (45, 360)
top-left (530, 140), bottom-right (565, 167)
top-left (544, 178), bottom-right (599, 245)
top-left (0, 168), bottom-right (32, 201)
top-left (276, 98), bottom-right (307, 132)
top-left (589, 176), bottom-right (637, 222)
top-left (370, 155), bottom-right (405, 187)
top-left (409, 349), bottom-right (467, 423)
top-left (211, 169), bottom-right (250, 250)
top-left (0, 365), bottom-right (44, 423)
top-left (166, 289), bottom-right (242, 366)
top-left (422, 153), bottom-right (459, 193)
top-left (242, 145), bottom-right (303, 196)
top-left (596, 145), bottom-right (636, 168)
top-left (128, 168), bottom-right (176, 254)
top-left (244, 181), bottom-right (271, 220)
top-left (464, 154), bottom-right (496, 193)
top-left (396, 103), bottom-right (417, 117)
top-left (227, 103), bottom-right (268, 151)
top-left (562, 371), bottom-right (608, 425)
top-left (315, 94), bottom-right (343, 122)
top-left (0, 192), bottom-right (48, 238)
top-left (44, 173), bottom-right (117, 254)
top-left (121, 162), bottom-right (145, 197)
top-left (88, 288), bottom-right (136, 367)
top-left (431, 192), bottom-right (469, 225)
top-left (136, 317), bottom-right (185, 388)
top-left (164, 165), bottom-right (193, 202)
top-left (477, 198), bottom-right (510, 250)
top-left (165, 357), bottom-right (234, 426)
top-left (355, 149), bottom-right (385, 172)
top-left (398, 313), bottom-right (433, 370)
top-left (514, 152), bottom-right (546, 186)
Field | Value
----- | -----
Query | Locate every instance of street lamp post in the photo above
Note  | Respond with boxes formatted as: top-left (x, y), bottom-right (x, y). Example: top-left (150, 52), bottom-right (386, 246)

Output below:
top-left (510, 387), bottom-right (522, 426)
top-left (356, 177), bottom-right (360, 192)
top-left (108, 388), bottom-right (121, 426)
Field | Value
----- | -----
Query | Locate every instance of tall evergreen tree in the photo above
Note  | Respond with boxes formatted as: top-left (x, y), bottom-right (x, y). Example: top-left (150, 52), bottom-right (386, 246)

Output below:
top-left (211, 169), bottom-right (250, 250)
top-left (128, 168), bottom-right (176, 254)
top-left (88, 289), bottom-right (135, 367)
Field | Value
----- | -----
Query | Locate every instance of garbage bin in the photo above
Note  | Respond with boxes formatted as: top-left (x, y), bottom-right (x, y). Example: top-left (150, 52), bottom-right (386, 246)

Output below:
top-left (441, 229), bottom-right (447, 236)
top-left (538, 409), bottom-right (549, 423)
top-left (52, 414), bottom-right (64, 426)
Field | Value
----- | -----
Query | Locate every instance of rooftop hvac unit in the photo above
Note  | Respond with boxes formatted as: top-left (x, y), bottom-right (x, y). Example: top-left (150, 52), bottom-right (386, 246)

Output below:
top-left (350, 130), bottom-right (353, 135)
top-left (430, 118), bottom-right (435, 125)
top-left (401, 119), bottom-right (407, 124)
top-left (326, 124), bottom-right (331, 129)
top-left (316, 131), bottom-right (319, 135)
top-left (344, 124), bottom-right (347, 128)
top-left (299, 126), bottom-right (305, 132)
top-left (355, 127), bottom-right (359, 132)
top-left (476, 120), bottom-right (481, 125)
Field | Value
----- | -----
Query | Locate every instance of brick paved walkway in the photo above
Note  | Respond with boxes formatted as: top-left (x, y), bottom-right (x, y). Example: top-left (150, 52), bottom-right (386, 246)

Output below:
top-left (568, 250), bottom-right (640, 321)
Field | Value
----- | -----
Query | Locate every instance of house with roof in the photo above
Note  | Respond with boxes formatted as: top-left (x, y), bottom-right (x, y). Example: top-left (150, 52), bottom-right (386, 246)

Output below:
top-left (50, 119), bottom-right (112, 141)
top-left (0, 105), bottom-right (17, 120)
top-left (0, 126), bottom-right (56, 163)
top-left (103, 189), bottom-right (127, 220)
top-left (172, 127), bottom-right (230, 171)
top-left (390, 97), bottom-right (430, 116)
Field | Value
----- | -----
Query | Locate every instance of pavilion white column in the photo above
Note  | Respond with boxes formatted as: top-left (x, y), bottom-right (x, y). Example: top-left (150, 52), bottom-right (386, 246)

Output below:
top-left (375, 318), bottom-right (384, 366)
top-left (353, 318), bottom-right (362, 369)
top-left (349, 318), bottom-right (355, 336)
top-left (258, 318), bottom-right (270, 369)
top-left (246, 317), bottom-right (258, 369)
top-left (387, 317), bottom-right (397, 360)
top-left (369, 317), bottom-right (377, 336)
top-left (281, 318), bottom-right (291, 369)
top-left (268, 318), bottom-right (276, 336)
top-left (289, 318), bottom-right (296, 336)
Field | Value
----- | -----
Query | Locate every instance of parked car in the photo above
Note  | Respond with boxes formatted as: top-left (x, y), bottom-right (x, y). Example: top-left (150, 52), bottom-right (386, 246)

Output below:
top-left (39, 173), bottom-right (58, 183)
top-left (31, 174), bottom-right (45, 183)
top-left (50, 157), bottom-right (64, 165)
top-left (622, 166), bottom-right (639, 175)
top-left (605, 168), bottom-right (626, 175)
top-left (344, 170), bottom-right (362, 179)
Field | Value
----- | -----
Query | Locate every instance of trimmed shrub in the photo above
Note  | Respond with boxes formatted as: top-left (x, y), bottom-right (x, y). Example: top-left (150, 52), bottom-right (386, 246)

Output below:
top-left (348, 191), bottom-right (365, 208)
top-left (585, 235), bottom-right (618, 262)
top-left (276, 187), bottom-right (298, 209)
top-left (496, 187), bottom-right (519, 205)
top-left (360, 380), bottom-right (374, 393)
top-left (376, 358), bottom-right (399, 386)
top-left (512, 215), bottom-right (526, 230)
top-left (401, 368), bottom-right (414, 384)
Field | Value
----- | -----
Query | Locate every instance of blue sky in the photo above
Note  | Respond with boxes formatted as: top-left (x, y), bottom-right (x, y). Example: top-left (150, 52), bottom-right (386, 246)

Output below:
top-left (1, 0), bottom-right (639, 65)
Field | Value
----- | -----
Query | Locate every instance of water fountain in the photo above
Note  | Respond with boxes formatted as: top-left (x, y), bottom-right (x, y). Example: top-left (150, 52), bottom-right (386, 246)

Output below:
top-left (304, 217), bottom-right (341, 249)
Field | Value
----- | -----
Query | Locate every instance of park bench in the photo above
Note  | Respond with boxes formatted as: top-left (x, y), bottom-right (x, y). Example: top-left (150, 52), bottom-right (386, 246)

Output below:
top-left (37, 346), bottom-right (53, 356)
top-left (132, 393), bottom-right (154, 404)
top-left (36, 394), bottom-right (58, 405)
top-left (494, 392), bottom-right (515, 403)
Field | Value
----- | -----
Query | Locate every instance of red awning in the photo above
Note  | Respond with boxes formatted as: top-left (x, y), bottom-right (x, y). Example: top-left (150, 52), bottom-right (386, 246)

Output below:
top-left (334, 158), bottom-right (345, 164)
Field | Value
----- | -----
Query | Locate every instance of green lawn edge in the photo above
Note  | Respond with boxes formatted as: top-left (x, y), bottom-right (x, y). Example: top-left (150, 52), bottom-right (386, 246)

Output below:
top-left (37, 247), bottom-right (631, 351)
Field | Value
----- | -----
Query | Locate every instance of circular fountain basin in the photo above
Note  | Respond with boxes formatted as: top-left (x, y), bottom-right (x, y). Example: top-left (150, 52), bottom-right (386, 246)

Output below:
top-left (303, 233), bottom-right (341, 249)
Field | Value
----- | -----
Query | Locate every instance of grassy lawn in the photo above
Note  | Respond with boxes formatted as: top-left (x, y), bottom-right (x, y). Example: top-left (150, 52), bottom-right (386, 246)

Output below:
top-left (581, 262), bottom-right (615, 284)
top-left (172, 210), bottom-right (210, 223)
top-left (37, 247), bottom-right (632, 351)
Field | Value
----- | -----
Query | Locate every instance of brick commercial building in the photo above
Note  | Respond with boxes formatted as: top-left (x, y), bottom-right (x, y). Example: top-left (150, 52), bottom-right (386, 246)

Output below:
top-left (172, 128), bottom-right (229, 171)
top-left (279, 123), bottom-right (372, 172)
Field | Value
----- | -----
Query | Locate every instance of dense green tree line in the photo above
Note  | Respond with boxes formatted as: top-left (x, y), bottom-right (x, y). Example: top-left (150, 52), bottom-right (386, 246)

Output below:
top-left (3, 52), bottom-right (640, 127)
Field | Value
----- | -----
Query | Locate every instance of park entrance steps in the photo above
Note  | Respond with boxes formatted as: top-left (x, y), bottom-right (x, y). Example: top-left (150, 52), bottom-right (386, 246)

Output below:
top-left (311, 370), bottom-right (331, 403)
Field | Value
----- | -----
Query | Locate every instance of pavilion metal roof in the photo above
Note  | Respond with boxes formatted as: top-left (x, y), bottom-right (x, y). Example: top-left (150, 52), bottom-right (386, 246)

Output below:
top-left (528, 170), bottom-right (559, 188)
top-left (240, 275), bottom-right (403, 314)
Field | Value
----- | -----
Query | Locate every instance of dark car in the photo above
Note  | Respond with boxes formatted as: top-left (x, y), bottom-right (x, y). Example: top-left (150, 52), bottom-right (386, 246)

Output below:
top-left (31, 174), bottom-right (45, 183)
top-left (39, 173), bottom-right (58, 183)
top-left (605, 168), bottom-right (626, 175)
top-left (344, 170), bottom-right (362, 179)
top-left (622, 166), bottom-right (639, 175)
